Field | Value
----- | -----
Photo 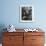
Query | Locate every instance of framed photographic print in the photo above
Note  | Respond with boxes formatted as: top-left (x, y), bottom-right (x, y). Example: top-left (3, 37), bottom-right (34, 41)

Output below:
top-left (20, 5), bottom-right (34, 22)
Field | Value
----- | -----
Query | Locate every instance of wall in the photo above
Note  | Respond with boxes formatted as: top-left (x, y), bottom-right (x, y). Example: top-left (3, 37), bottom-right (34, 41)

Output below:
top-left (0, 0), bottom-right (46, 29)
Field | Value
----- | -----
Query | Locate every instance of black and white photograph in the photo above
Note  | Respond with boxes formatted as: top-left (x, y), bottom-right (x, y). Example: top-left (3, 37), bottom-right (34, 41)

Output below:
top-left (20, 5), bottom-right (34, 22)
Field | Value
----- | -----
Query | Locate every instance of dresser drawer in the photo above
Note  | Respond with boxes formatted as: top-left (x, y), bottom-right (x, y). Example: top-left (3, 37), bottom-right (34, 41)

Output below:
top-left (32, 36), bottom-right (45, 44)
top-left (3, 32), bottom-right (23, 36)
top-left (24, 32), bottom-right (44, 36)
top-left (32, 44), bottom-right (44, 46)
top-left (3, 43), bottom-right (23, 46)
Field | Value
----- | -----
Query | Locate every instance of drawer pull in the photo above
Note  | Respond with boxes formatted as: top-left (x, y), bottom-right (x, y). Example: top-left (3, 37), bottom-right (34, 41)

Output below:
top-left (32, 39), bottom-right (36, 40)
top-left (9, 38), bottom-right (14, 40)
top-left (9, 38), bottom-right (12, 40)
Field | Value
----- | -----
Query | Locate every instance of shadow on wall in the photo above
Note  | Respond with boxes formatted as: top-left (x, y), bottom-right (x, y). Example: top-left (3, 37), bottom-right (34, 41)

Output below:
top-left (0, 24), bottom-right (7, 43)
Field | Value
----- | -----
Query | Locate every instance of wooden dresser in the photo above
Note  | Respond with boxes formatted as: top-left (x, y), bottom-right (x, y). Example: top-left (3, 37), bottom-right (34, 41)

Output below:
top-left (2, 29), bottom-right (45, 46)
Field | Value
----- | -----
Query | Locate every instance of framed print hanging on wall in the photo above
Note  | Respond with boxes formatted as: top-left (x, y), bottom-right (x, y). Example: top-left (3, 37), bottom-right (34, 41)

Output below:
top-left (20, 5), bottom-right (34, 22)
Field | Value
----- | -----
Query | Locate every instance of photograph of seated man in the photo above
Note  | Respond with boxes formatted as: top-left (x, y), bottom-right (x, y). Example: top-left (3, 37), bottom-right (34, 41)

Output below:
top-left (22, 7), bottom-right (32, 20)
